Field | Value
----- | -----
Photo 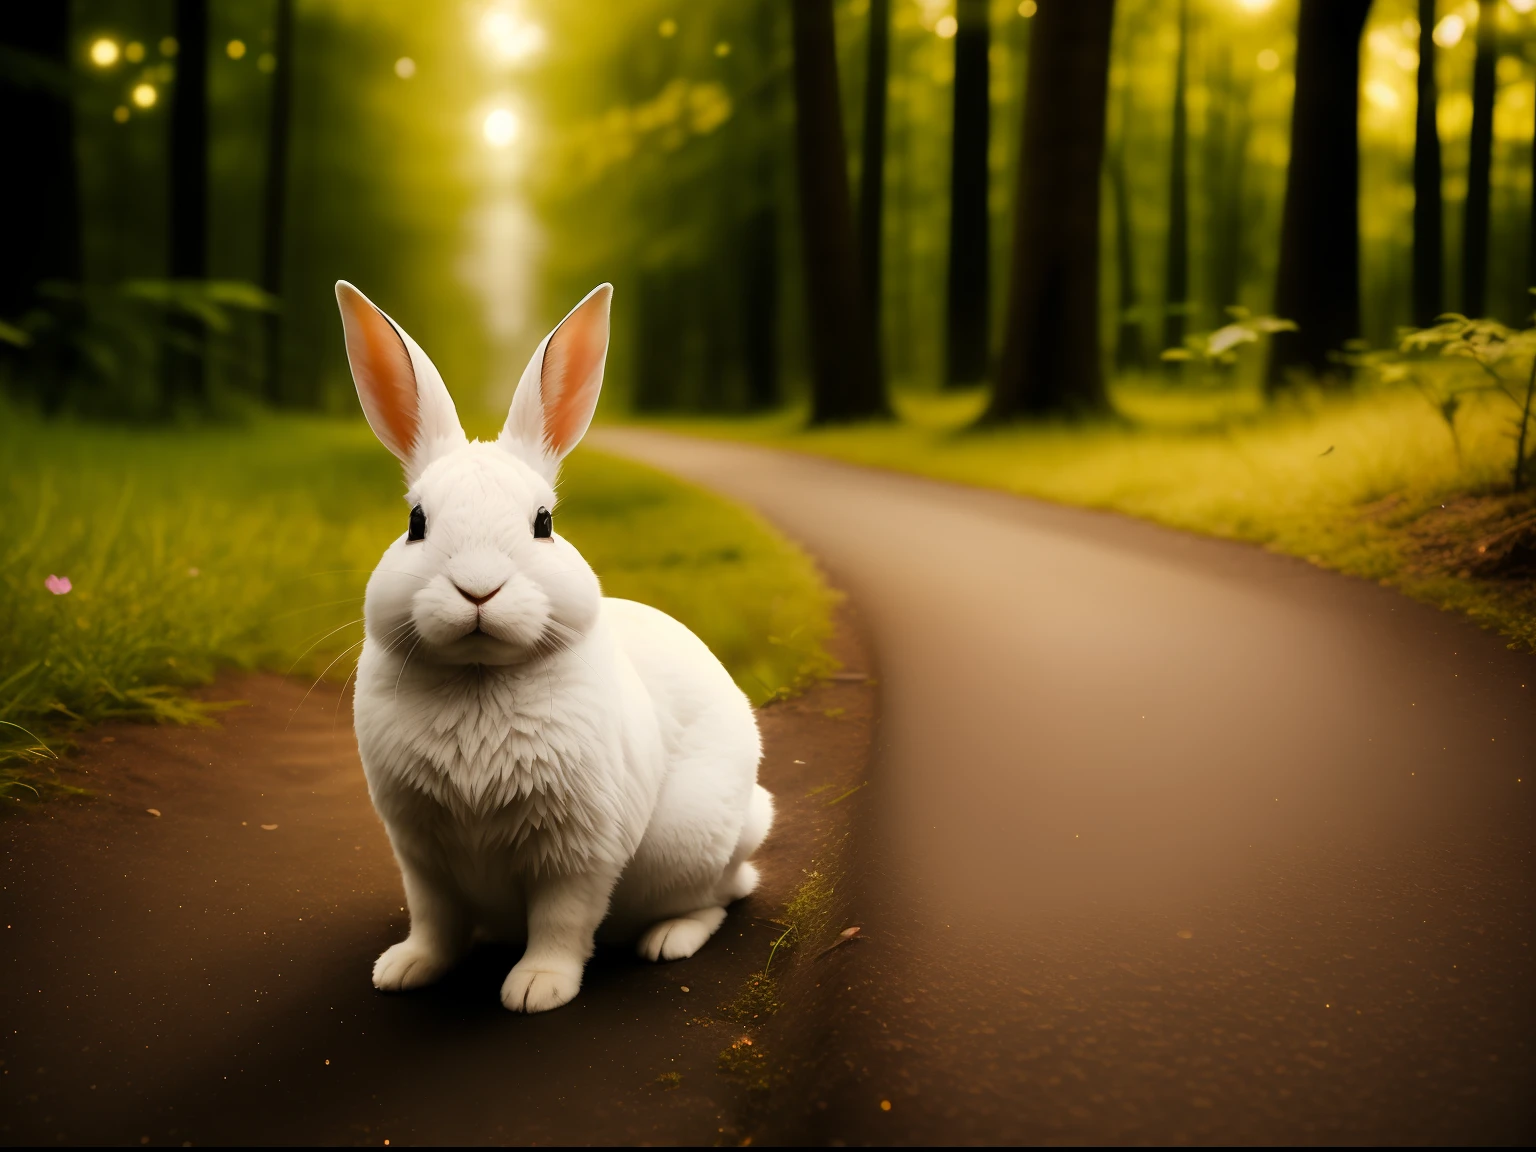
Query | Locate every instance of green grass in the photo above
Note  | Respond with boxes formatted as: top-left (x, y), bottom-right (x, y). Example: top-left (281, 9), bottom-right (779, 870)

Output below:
top-left (0, 412), bottom-right (835, 795)
top-left (635, 379), bottom-right (1536, 652)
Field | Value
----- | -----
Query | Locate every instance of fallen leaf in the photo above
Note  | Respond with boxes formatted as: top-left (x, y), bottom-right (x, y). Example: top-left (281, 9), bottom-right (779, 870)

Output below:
top-left (818, 926), bottom-right (863, 957)
top-left (261, 823), bottom-right (278, 831)
top-left (146, 808), bottom-right (161, 817)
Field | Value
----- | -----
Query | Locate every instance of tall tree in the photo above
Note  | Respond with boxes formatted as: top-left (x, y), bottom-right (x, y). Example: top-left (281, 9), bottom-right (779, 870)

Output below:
top-left (1162, 0), bottom-right (1190, 365)
top-left (742, 0), bottom-right (783, 411)
top-left (1265, 0), bottom-right (1371, 391)
top-left (165, 0), bottom-right (210, 406)
top-left (945, 0), bottom-right (990, 386)
top-left (0, 6), bottom-right (81, 322)
top-left (858, 0), bottom-right (890, 359)
top-left (1413, 0), bottom-right (1444, 328)
top-left (789, 0), bottom-right (886, 423)
top-left (983, 0), bottom-right (1116, 420)
top-left (1111, 98), bottom-right (1146, 373)
top-left (262, 0), bottom-right (295, 405)
top-left (1463, 0), bottom-right (1496, 318)
top-left (1205, 42), bottom-right (1251, 325)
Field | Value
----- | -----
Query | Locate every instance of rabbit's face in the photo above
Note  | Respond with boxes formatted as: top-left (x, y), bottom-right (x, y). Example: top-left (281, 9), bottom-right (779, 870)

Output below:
top-left (365, 441), bottom-right (600, 667)
top-left (337, 279), bottom-right (615, 668)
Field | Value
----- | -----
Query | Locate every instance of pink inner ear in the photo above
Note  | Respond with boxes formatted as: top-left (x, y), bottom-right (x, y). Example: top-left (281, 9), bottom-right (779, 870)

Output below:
top-left (541, 291), bottom-right (609, 456)
top-left (339, 286), bottom-right (419, 461)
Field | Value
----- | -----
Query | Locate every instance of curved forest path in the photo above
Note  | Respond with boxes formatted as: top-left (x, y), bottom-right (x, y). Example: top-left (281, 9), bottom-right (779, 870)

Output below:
top-left (595, 428), bottom-right (1536, 1145)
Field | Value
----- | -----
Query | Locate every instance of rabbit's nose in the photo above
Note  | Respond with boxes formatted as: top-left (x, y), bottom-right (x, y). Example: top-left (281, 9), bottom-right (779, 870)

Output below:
top-left (455, 583), bottom-right (502, 606)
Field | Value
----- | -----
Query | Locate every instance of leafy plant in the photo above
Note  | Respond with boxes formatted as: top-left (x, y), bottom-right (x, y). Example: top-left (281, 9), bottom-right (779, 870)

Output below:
top-left (1383, 312), bottom-right (1536, 492)
top-left (1160, 307), bottom-right (1297, 381)
top-left (0, 279), bottom-right (276, 420)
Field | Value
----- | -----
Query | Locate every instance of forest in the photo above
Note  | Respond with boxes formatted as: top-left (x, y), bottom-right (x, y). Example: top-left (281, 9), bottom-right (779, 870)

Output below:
top-left (3, 0), bottom-right (1535, 434)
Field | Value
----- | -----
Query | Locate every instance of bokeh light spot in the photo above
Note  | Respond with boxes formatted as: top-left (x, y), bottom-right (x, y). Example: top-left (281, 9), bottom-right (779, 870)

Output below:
top-left (395, 56), bottom-right (416, 79)
top-left (124, 41), bottom-right (145, 64)
top-left (483, 107), bottom-right (519, 148)
top-left (659, 18), bottom-right (677, 38)
top-left (714, 41), bottom-right (731, 58)
top-left (89, 38), bottom-right (120, 68)
top-left (159, 36), bottom-right (178, 57)
top-left (226, 40), bottom-right (246, 60)
top-left (1433, 14), bottom-right (1466, 48)
top-left (1018, 1), bottom-right (1036, 16)
top-left (936, 15), bottom-right (958, 38)
top-left (132, 83), bottom-right (157, 108)
top-left (1256, 48), bottom-right (1280, 71)
top-left (112, 105), bottom-right (130, 124)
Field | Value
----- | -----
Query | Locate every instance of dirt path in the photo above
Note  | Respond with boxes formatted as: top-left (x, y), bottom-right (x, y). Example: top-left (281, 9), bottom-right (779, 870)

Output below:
top-left (596, 429), bottom-right (1536, 1145)
top-left (0, 613), bottom-right (875, 1146)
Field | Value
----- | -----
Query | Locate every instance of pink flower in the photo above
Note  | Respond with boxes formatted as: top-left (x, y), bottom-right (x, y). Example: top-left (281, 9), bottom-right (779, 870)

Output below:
top-left (45, 574), bottom-right (72, 596)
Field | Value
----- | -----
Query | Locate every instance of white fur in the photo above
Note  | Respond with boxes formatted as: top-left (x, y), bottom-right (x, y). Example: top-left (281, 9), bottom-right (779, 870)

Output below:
top-left (337, 281), bottom-right (772, 1013)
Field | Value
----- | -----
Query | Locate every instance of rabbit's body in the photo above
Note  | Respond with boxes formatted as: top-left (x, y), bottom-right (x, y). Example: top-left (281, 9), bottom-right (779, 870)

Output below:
top-left (355, 597), bottom-right (766, 945)
top-left (334, 281), bottom-right (772, 1012)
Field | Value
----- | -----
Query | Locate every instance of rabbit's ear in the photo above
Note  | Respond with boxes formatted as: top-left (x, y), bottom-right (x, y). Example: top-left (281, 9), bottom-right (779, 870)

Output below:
top-left (336, 281), bottom-right (466, 479)
top-left (501, 284), bottom-right (612, 479)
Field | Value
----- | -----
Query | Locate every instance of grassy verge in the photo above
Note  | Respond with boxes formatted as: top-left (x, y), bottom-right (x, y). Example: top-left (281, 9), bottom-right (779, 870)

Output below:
top-left (0, 413), bottom-right (835, 797)
top-left (634, 382), bottom-right (1536, 653)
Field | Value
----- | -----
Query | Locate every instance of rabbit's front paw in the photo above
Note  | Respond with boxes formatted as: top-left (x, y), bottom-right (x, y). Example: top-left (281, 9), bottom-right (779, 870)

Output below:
top-left (372, 939), bottom-right (452, 991)
top-left (500, 961), bottom-right (582, 1013)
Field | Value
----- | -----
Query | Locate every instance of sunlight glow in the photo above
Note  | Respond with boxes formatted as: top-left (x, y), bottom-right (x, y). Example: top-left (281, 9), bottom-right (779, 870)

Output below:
top-left (483, 107), bottom-right (520, 148)
top-left (936, 15), bottom-right (958, 38)
top-left (1433, 14), bottom-right (1466, 48)
top-left (482, 5), bottom-right (546, 65)
top-left (395, 56), bottom-right (416, 78)
top-left (1237, 0), bottom-right (1274, 11)
top-left (1365, 79), bottom-right (1401, 111)
top-left (89, 38), bottom-right (120, 67)
top-left (131, 83), bottom-right (157, 109)
top-left (1256, 48), bottom-right (1280, 71)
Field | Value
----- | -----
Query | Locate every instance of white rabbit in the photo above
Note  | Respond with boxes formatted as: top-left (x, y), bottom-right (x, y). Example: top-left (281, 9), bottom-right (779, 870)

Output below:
top-left (335, 280), bottom-right (773, 1013)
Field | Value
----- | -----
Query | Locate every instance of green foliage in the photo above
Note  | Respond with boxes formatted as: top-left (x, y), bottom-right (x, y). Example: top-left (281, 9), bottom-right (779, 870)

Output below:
top-left (0, 279), bottom-right (276, 419)
top-left (0, 412), bottom-right (834, 769)
top-left (1377, 312), bottom-right (1536, 491)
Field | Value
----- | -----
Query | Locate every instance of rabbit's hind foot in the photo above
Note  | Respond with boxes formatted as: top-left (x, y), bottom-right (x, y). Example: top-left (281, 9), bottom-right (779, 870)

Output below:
top-left (637, 905), bottom-right (727, 962)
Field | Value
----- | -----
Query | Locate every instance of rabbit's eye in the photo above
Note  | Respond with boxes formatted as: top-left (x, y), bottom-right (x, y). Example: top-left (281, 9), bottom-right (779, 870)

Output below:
top-left (407, 504), bottom-right (426, 543)
top-left (533, 507), bottom-right (553, 539)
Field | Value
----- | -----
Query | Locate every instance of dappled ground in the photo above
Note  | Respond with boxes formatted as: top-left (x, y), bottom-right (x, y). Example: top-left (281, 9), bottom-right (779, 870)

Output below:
top-left (0, 609), bottom-right (875, 1145)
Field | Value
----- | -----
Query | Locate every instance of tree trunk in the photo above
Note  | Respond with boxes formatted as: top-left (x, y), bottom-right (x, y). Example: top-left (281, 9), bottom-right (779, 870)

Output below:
top-left (165, 0), bottom-right (210, 408)
top-left (1463, 0), bottom-right (1496, 319)
top-left (1111, 99), bottom-right (1145, 372)
top-left (984, 0), bottom-right (1116, 421)
top-left (1162, 0), bottom-right (1189, 367)
top-left (789, 0), bottom-right (886, 423)
top-left (1412, 0), bottom-right (1443, 328)
top-left (741, 209), bottom-right (780, 410)
top-left (1265, 0), bottom-right (1371, 391)
top-left (261, 0), bottom-right (295, 405)
top-left (858, 0), bottom-right (890, 357)
top-left (945, 0), bottom-right (990, 386)
top-left (1206, 42), bottom-right (1250, 326)
top-left (0, 5), bottom-right (81, 322)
